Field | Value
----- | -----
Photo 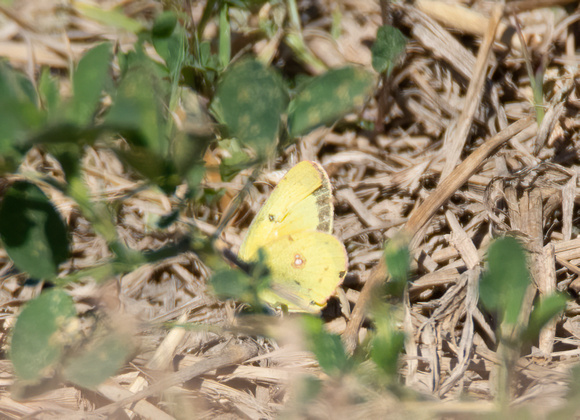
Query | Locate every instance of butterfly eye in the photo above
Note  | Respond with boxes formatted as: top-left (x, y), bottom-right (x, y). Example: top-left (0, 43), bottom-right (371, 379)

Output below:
top-left (292, 254), bottom-right (306, 269)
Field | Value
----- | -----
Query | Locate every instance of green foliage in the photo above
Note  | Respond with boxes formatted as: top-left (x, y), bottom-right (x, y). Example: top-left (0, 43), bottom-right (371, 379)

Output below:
top-left (10, 288), bottom-right (132, 388)
top-left (367, 237), bottom-right (409, 381)
top-left (287, 66), bottom-right (375, 138)
top-left (10, 289), bottom-right (76, 382)
top-left (211, 268), bottom-right (263, 306)
top-left (0, 61), bottom-right (37, 104)
top-left (74, 2), bottom-right (144, 33)
top-left (479, 237), bottom-right (567, 410)
top-left (211, 249), bottom-right (271, 312)
top-left (107, 48), bottom-right (168, 155)
top-left (106, 46), bottom-right (180, 192)
top-left (152, 10), bottom-right (178, 38)
top-left (68, 43), bottom-right (112, 125)
top-left (152, 11), bottom-right (187, 78)
top-left (302, 316), bottom-right (352, 376)
top-left (218, 4), bottom-right (232, 68)
top-left (371, 25), bottom-right (407, 76)
top-left (0, 62), bottom-right (44, 173)
top-left (370, 306), bottom-right (405, 378)
top-left (522, 292), bottom-right (567, 342)
top-left (38, 67), bottom-right (60, 115)
top-left (480, 237), bottom-right (530, 326)
top-left (214, 59), bottom-right (288, 157)
top-left (62, 328), bottom-right (133, 389)
top-left (0, 181), bottom-right (69, 279)
top-left (0, 3), bottom-right (380, 394)
top-left (383, 233), bottom-right (411, 298)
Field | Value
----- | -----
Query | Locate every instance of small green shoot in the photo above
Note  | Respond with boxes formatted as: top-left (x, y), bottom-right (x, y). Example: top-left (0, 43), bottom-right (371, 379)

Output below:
top-left (368, 235), bottom-right (410, 381)
top-left (480, 236), bottom-right (567, 408)
top-left (479, 236), bottom-right (530, 328)
top-left (370, 305), bottom-right (405, 379)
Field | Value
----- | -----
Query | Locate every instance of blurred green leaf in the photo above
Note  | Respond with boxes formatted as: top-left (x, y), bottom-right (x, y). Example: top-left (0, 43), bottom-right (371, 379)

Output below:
top-left (0, 63), bottom-right (44, 172)
top-left (68, 43), bottom-right (112, 125)
top-left (152, 11), bottom-right (177, 37)
top-left (0, 101), bottom-right (43, 174)
top-left (371, 25), bottom-right (407, 76)
top-left (38, 67), bottom-right (60, 115)
top-left (0, 181), bottom-right (69, 279)
top-left (218, 4), bottom-right (231, 68)
top-left (170, 88), bottom-right (214, 186)
top-left (0, 61), bottom-right (37, 104)
top-left (214, 59), bottom-right (287, 156)
top-left (211, 268), bottom-right (254, 300)
top-left (211, 248), bottom-right (274, 312)
top-left (370, 306), bottom-right (405, 377)
top-left (10, 289), bottom-right (76, 382)
top-left (63, 328), bottom-right (133, 389)
top-left (284, 32), bottom-right (327, 74)
top-left (106, 48), bottom-right (169, 156)
top-left (27, 123), bottom-right (101, 175)
top-left (228, 0), bottom-right (270, 9)
top-left (115, 146), bottom-right (180, 194)
top-left (75, 2), bottom-right (144, 33)
top-left (287, 66), bottom-right (375, 138)
top-left (480, 237), bottom-right (530, 326)
top-left (45, 141), bottom-right (82, 183)
top-left (522, 292), bottom-right (567, 342)
top-left (198, 40), bottom-right (219, 71)
top-left (383, 232), bottom-right (411, 298)
top-left (219, 138), bottom-right (254, 181)
top-left (152, 11), bottom-right (187, 78)
top-left (171, 130), bottom-right (211, 183)
top-left (106, 48), bottom-right (175, 191)
top-left (567, 364), bottom-right (580, 399)
top-left (302, 316), bottom-right (351, 376)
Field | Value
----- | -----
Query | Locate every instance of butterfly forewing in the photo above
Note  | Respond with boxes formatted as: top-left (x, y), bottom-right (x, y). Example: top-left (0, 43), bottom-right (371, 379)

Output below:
top-left (239, 161), bottom-right (333, 262)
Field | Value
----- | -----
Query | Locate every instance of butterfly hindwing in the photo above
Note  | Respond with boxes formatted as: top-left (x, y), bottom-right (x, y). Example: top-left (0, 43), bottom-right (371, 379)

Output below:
top-left (261, 230), bottom-right (347, 311)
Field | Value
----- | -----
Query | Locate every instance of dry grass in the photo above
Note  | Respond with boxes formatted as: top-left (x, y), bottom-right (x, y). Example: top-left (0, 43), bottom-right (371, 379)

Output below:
top-left (2, 0), bottom-right (580, 418)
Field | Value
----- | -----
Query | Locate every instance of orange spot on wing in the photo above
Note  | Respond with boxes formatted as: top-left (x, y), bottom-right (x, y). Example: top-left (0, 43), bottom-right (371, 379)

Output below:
top-left (292, 253), bottom-right (306, 269)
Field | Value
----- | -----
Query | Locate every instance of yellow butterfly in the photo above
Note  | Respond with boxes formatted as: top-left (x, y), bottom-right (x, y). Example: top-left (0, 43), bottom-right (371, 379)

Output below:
top-left (238, 161), bottom-right (348, 312)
